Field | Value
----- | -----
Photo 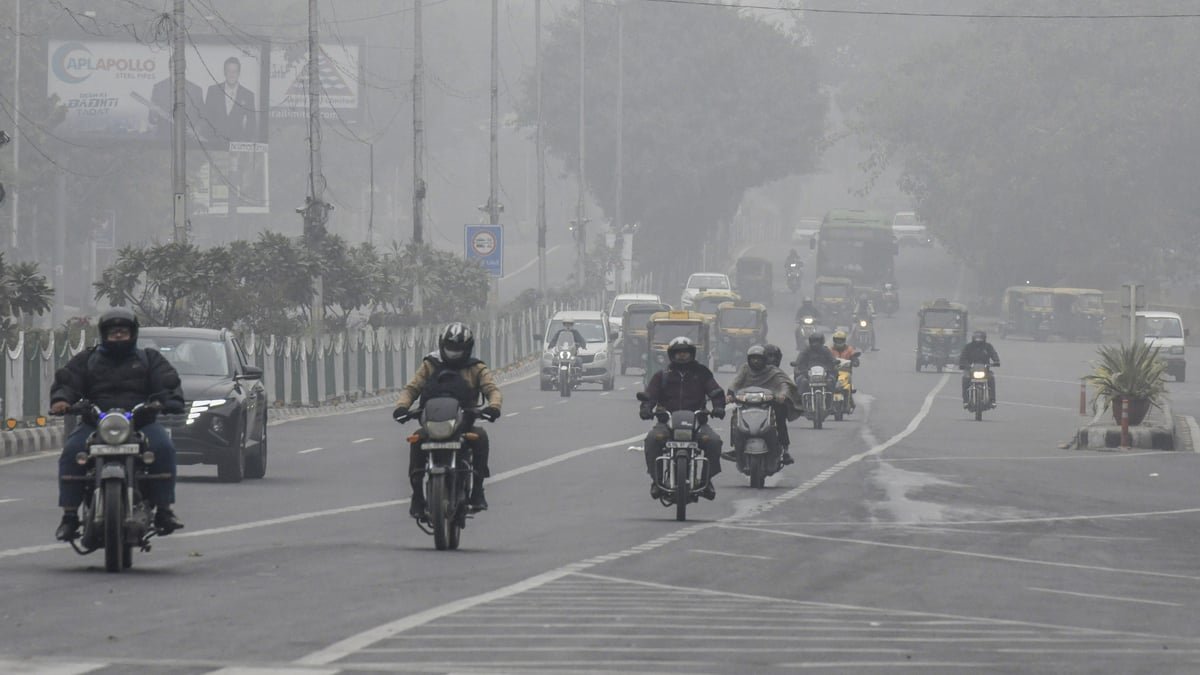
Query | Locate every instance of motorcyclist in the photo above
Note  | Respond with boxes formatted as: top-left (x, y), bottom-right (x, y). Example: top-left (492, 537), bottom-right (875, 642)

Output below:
top-left (394, 322), bottom-right (502, 517)
top-left (958, 330), bottom-right (1000, 408)
top-left (726, 345), bottom-right (798, 466)
top-left (792, 332), bottom-right (839, 388)
top-left (763, 343), bottom-right (784, 369)
top-left (639, 337), bottom-right (726, 500)
top-left (795, 297), bottom-right (821, 324)
top-left (854, 295), bottom-right (875, 320)
top-left (549, 320), bottom-right (587, 348)
top-left (49, 308), bottom-right (186, 541)
top-left (829, 330), bottom-right (861, 411)
top-left (785, 249), bottom-right (803, 269)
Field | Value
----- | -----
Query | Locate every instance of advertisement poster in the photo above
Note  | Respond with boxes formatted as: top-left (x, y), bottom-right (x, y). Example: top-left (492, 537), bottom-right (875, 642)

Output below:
top-left (269, 42), bottom-right (361, 123)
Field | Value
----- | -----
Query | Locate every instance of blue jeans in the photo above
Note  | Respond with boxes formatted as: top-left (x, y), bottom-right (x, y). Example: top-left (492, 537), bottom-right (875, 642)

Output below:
top-left (58, 422), bottom-right (178, 508)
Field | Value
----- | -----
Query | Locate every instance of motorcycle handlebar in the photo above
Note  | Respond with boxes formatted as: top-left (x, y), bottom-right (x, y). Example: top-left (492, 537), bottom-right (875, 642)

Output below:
top-left (396, 406), bottom-right (490, 424)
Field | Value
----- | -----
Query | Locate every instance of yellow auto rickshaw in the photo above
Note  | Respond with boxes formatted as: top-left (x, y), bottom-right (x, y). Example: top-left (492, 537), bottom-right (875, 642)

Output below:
top-left (690, 289), bottom-right (740, 321)
top-left (619, 302), bottom-right (671, 374)
top-left (643, 310), bottom-right (711, 388)
top-left (1053, 288), bottom-right (1106, 342)
top-left (814, 276), bottom-right (854, 327)
top-left (916, 298), bottom-right (968, 373)
top-left (998, 286), bottom-right (1056, 341)
top-left (714, 300), bottom-right (768, 371)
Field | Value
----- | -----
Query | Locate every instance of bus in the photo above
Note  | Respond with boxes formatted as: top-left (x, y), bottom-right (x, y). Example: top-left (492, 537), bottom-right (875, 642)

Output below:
top-left (811, 209), bottom-right (897, 290)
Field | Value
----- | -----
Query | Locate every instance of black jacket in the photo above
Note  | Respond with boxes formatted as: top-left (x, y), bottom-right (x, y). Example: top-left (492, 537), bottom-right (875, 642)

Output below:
top-left (793, 344), bottom-right (839, 376)
top-left (50, 346), bottom-right (185, 413)
top-left (959, 341), bottom-right (1000, 370)
top-left (643, 362), bottom-right (725, 415)
top-left (795, 302), bottom-right (821, 322)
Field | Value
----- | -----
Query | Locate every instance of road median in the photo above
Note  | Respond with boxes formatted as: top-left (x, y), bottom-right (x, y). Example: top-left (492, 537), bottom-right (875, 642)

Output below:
top-left (1075, 402), bottom-right (1176, 451)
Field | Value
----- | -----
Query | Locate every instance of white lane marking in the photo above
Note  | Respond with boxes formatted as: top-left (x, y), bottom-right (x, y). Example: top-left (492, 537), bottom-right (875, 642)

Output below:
top-left (723, 525), bottom-right (1200, 582)
top-left (0, 498), bottom-right (21, 504)
top-left (739, 508), bottom-right (1200, 528)
top-left (877, 452), bottom-right (1164, 462)
top-left (298, 447), bottom-right (324, 454)
top-left (208, 668), bottom-right (338, 675)
top-left (0, 450), bottom-right (55, 466)
top-left (0, 434), bottom-right (643, 560)
top-left (297, 377), bottom-right (953, 666)
top-left (0, 661), bottom-right (107, 675)
top-left (689, 549), bottom-right (773, 561)
top-left (352, 437), bottom-right (373, 444)
top-left (1026, 587), bottom-right (1181, 607)
top-left (504, 412), bottom-right (520, 418)
top-left (777, 661), bottom-right (1001, 669)
top-left (600, 392), bottom-right (610, 397)
top-left (531, 405), bottom-right (544, 410)
top-left (1186, 415), bottom-right (1200, 453)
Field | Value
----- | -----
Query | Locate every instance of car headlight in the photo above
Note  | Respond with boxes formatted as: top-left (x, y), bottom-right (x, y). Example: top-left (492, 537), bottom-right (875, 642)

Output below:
top-left (187, 398), bottom-right (233, 425)
top-left (97, 413), bottom-right (132, 445)
top-left (425, 419), bottom-right (457, 441)
top-left (594, 351), bottom-right (608, 361)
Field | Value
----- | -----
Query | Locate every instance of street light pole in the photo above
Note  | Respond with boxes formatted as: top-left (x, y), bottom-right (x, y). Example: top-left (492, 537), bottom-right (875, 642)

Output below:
top-left (412, 0), bottom-right (426, 317)
top-left (535, 0), bottom-right (546, 295)
top-left (11, 0), bottom-right (19, 253)
top-left (171, 0), bottom-right (187, 244)
top-left (614, 0), bottom-right (624, 294)
top-left (575, 0), bottom-right (588, 288)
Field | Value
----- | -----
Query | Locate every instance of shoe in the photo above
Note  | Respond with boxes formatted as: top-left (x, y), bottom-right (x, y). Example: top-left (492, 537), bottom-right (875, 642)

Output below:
top-left (720, 450), bottom-right (736, 461)
top-left (700, 483), bottom-right (717, 500)
top-left (650, 483), bottom-right (664, 499)
top-left (55, 513), bottom-right (80, 541)
top-left (409, 494), bottom-right (426, 519)
top-left (154, 507), bottom-right (184, 535)
top-left (781, 452), bottom-right (795, 466)
top-left (469, 487), bottom-right (489, 512)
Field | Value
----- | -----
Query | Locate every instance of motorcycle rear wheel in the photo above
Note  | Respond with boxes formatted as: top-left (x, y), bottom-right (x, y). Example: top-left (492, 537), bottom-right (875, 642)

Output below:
top-left (103, 482), bottom-right (125, 573)
top-left (674, 455), bottom-right (689, 522)
top-left (428, 476), bottom-right (450, 550)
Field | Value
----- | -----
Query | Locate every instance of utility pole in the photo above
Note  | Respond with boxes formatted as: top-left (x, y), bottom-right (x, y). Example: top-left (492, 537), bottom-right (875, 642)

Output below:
top-left (304, 0), bottom-right (329, 332)
top-left (412, 0), bottom-right (425, 316)
top-left (10, 0), bottom-right (19, 253)
top-left (573, 0), bottom-right (588, 288)
top-left (535, 0), bottom-right (547, 295)
top-left (613, 0), bottom-right (624, 294)
top-left (487, 0), bottom-right (501, 308)
top-left (171, 0), bottom-right (187, 244)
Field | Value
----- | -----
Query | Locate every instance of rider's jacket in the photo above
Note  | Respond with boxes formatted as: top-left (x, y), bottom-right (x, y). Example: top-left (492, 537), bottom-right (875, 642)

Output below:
top-left (795, 303), bottom-right (821, 322)
top-left (794, 345), bottom-right (839, 375)
top-left (51, 345), bottom-right (185, 412)
top-left (396, 355), bottom-right (503, 411)
top-left (731, 365), bottom-right (802, 418)
top-left (830, 344), bottom-right (860, 363)
top-left (644, 361), bottom-right (725, 416)
top-left (958, 342), bottom-right (1000, 370)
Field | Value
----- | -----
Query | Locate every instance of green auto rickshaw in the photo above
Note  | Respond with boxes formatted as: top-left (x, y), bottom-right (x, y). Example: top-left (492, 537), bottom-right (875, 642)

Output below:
top-left (734, 256), bottom-right (773, 306)
top-left (916, 298), bottom-right (967, 372)
top-left (998, 286), bottom-right (1056, 341)
top-left (713, 301), bottom-right (768, 371)
top-left (643, 310), bottom-right (711, 388)
top-left (1053, 288), bottom-right (1106, 342)
top-left (814, 276), bottom-right (854, 328)
top-left (619, 302), bottom-right (671, 375)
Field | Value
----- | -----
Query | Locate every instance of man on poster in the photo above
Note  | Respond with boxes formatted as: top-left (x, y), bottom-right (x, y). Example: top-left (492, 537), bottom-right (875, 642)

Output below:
top-left (204, 57), bottom-right (256, 143)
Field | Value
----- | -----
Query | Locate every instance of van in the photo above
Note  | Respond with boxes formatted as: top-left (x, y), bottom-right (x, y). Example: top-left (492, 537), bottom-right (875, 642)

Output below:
top-left (1137, 310), bottom-right (1187, 382)
top-left (537, 310), bottom-right (617, 391)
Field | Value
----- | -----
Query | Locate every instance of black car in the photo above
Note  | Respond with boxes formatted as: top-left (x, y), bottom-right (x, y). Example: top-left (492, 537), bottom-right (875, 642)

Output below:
top-left (139, 327), bottom-right (269, 483)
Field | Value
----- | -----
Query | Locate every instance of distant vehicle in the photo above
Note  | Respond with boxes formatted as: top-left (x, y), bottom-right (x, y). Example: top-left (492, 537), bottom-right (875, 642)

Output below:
top-left (812, 209), bottom-right (898, 296)
top-left (1138, 310), bottom-right (1187, 382)
top-left (792, 218), bottom-right (821, 244)
top-left (139, 327), bottom-right (269, 483)
top-left (680, 272), bottom-right (732, 311)
top-left (892, 211), bottom-right (933, 247)
top-left (609, 293), bottom-right (662, 335)
top-left (538, 311), bottom-right (616, 391)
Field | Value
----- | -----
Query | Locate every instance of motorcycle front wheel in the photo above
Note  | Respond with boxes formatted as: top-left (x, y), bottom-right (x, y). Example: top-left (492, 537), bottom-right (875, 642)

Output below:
top-left (102, 482), bottom-right (125, 573)
top-left (748, 454), bottom-right (766, 489)
top-left (428, 475), bottom-right (450, 550)
top-left (813, 396), bottom-right (824, 430)
top-left (559, 371), bottom-right (571, 397)
top-left (674, 455), bottom-right (689, 522)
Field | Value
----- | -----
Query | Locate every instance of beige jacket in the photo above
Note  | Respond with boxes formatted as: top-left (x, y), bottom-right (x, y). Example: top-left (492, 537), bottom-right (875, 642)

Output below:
top-left (394, 358), bottom-right (503, 410)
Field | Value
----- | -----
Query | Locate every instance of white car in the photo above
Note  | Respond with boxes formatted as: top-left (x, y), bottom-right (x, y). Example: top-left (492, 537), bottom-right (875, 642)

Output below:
top-left (892, 211), bottom-right (932, 247)
top-left (538, 310), bottom-right (616, 390)
top-left (1138, 310), bottom-right (1187, 382)
top-left (680, 273), bottom-right (732, 311)
top-left (608, 293), bottom-right (663, 334)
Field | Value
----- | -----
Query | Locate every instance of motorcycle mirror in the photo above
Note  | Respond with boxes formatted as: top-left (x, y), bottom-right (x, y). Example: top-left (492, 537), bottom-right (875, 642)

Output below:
top-left (636, 392), bottom-right (649, 402)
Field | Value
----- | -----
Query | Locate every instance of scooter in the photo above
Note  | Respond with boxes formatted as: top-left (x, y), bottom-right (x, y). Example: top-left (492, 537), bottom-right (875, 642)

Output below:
top-left (730, 387), bottom-right (784, 488)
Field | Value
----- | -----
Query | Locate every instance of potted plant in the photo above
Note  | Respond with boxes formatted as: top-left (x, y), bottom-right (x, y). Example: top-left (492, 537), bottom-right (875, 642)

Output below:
top-left (1084, 341), bottom-right (1168, 426)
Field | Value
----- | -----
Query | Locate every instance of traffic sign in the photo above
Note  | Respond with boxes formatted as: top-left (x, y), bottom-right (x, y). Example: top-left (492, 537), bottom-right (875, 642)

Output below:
top-left (465, 225), bottom-right (503, 277)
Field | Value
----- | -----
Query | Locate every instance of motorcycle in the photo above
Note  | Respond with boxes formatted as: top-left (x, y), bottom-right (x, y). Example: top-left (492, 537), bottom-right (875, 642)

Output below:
top-left (553, 340), bottom-right (580, 398)
top-left (397, 397), bottom-right (494, 550)
top-left (831, 358), bottom-right (856, 421)
top-left (637, 392), bottom-right (712, 522)
top-left (730, 387), bottom-right (783, 488)
top-left (965, 362), bottom-right (997, 421)
top-left (794, 315), bottom-right (823, 350)
top-left (58, 400), bottom-right (171, 573)
top-left (880, 284), bottom-right (899, 317)
top-left (850, 316), bottom-right (876, 352)
top-left (785, 262), bottom-right (803, 292)
top-left (799, 365), bottom-right (832, 430)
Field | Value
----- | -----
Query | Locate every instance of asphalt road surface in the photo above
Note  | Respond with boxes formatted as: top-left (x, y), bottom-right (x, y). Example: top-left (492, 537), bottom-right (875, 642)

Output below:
top-left (4, 245), bottom-right (1200, 674)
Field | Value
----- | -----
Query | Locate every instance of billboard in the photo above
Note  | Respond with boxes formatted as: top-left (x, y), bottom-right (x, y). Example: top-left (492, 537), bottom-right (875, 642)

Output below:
top-left (269, 43), bottom-right (361, 123)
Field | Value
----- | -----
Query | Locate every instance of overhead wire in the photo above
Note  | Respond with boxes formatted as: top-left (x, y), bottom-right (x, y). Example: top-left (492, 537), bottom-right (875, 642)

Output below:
top-left (641, 0), bottom-right (1200, 19)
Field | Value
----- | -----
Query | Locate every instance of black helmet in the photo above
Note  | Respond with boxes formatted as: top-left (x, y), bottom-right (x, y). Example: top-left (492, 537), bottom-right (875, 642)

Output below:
top-left (808, 332), bottom-right (825, 347)
top-left (763, 343), bottom-right (783, 367)
top-left (439, 322), bottom-right (475, 366)
top-left (746, 344), bottom-right (767, 372)
top-left (667, 336), bottom-right (697, 365)
top-left (973, 330), bottom-right (987, 343)
top-left (98, 307), bottom-right (139, 342)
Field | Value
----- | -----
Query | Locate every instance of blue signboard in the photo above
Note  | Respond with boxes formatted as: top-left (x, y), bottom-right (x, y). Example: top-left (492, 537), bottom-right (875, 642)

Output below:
top-left (465, 225), bottom-right (503, 277)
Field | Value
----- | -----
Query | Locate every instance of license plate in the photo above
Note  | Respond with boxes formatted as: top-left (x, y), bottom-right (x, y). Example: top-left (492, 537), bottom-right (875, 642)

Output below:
top-left (665, 441), bottom-right (696, 449)
top-left (420, 441), bottom-right (461, 450)
top-left (89, 444), bottom-right (140, 456)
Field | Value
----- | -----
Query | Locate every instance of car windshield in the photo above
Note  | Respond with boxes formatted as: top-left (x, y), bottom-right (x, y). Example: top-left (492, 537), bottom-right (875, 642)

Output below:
top-left (611, 297), bottom-right (656, 316)
top-left (652, 323), bottom-right (702, 345)
top-left (720, 308), bottom-right (759, 328)
top-left (922, 311), bottom-right (962, 330)
top-left (687, 274), bottom-right (729, 290)
top-left (141, 336), bottom-right (230, 376)
top-left (546, 320), bottom-right (606, 344)
top-left (1143, 318), bottom-right (1183, 339)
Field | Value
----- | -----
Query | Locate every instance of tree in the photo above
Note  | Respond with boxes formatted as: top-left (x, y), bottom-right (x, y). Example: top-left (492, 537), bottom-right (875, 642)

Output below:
top-left (520, 3), bottom-right (825, 279)
top-left (374, 243), bottom-right (490, 326)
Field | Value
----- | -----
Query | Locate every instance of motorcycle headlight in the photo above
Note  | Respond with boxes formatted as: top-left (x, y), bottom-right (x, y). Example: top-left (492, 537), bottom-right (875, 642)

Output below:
top-left (803, 317), bottom-right (814, 325)
top-left (425, 419), bottom-right (457, 441)
top-left (859, 320), bottom-right (868, 328)
top-left (740, 391), bottom-right (772, 404)
top-left (97, 413), bottom-right (132, 445)
top-left (972, 370), bottom-right (987, 379)
top-left (558, 350), bottom-right (572, 360)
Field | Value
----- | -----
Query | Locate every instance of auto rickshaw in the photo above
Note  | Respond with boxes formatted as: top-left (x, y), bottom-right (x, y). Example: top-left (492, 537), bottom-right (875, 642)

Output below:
top-left (734, 256), bottom-right (773, 305)
top-left (1053, 288), bottom-right (1106, 342)
top-left (998, 286), bottom-right (1056, 341)
top-left (813, 276), bottom-right (854, 328)
top-left (619, 302), bottom-right (671, 374)
top-left (690, 290), bottom-right (740, 320)
top-left (713, 301), bottom-right (768, 371)
top-left (643, 310), bottom-right (712, 388)
top-left (916, 298), bottom-right (968, 373)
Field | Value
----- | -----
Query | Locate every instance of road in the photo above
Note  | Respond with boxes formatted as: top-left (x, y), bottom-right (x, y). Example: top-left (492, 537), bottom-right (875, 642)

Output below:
top-left (3, 245), bottom-right (1200, 674)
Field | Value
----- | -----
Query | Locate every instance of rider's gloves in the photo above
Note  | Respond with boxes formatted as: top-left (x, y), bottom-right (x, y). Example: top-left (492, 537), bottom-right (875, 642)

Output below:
top-left (480, 406), bottom-right (501, 422)
top-left (710, 407), bottom-right (726, 420)
top-left (392, 406), bottom-right (410, 422)
top-left (639, 405), bottom-right (654, 421)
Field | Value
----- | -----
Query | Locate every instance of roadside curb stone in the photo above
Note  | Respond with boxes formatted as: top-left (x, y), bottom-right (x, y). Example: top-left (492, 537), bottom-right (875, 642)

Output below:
top-left (1076, 402), bottom-right (1177, 451)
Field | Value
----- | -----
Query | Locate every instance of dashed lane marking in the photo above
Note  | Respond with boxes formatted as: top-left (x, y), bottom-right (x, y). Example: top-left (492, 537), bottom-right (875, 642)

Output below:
top-left (298, 447), bottom-right (324, 454)
top-left (877, 452), bottom-right (1164, 462)
top-left (1026, 587), bottom-right (1181, 607)
top-left (352, 438), bottom-right (373, 444)
top-left (0, 498), bottom-right (21, 504)
top-left (531, 405), bottom-right (544, 410)
top-left (505, 412), bottom-right (520, 418)
top-left (689, 548), bottom-right (773, 561)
